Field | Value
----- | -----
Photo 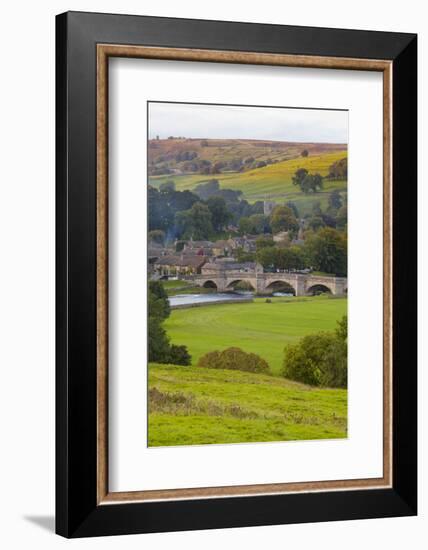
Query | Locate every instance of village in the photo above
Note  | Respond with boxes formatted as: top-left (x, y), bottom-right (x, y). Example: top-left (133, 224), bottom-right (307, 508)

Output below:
top-left (149, 200), bottom-right (308, 281)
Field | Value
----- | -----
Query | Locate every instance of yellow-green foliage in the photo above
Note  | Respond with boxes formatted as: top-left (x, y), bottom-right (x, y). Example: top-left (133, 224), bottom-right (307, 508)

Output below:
top-left (150, 151), bottom-right (347, 214)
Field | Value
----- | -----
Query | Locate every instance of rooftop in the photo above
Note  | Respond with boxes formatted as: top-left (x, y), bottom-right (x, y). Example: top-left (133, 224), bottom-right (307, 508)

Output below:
top-left (154, 255), bottom-right (207, 268)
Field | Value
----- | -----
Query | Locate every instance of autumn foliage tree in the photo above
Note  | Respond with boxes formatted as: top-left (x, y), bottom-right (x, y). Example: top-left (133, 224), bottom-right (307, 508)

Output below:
top-left (269, 205), bottom-right (299, 235)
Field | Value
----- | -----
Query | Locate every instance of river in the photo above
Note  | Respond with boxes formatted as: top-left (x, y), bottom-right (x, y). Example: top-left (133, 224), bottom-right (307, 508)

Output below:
top-left (169, 291), bottom-right (293, 308)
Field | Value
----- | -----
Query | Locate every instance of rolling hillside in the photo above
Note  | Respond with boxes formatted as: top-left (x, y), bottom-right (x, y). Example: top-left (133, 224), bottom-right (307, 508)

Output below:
top-left (149, 143), bottom-right (347, 214)
top-left (148, 363), bottom-right (347, 446)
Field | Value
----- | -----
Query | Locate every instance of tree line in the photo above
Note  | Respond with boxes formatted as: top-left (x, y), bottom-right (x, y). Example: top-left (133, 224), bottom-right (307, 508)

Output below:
top-left (236, 226), bottom-right (347, 277)
top-left (148, 281), bottom-right (191, 365)
top-left (148, 179), bottom-right (265, 241)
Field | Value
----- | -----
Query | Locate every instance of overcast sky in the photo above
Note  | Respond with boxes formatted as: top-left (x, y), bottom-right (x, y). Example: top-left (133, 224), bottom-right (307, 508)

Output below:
top-left (148, 102), bottom-right (348, 143)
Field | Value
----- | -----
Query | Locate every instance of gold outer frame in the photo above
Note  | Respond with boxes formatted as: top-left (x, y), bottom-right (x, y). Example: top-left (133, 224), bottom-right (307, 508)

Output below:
top-left (96, 44), bottom-right (392, 505)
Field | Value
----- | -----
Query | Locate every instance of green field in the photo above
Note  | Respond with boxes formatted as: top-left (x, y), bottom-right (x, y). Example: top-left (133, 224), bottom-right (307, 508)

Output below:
top-left (148, 364), bottom-right (347, 446)
top-left (150, 151), bottom-right (347, 214)
top-left (165, 295), bottom-right (347, 375)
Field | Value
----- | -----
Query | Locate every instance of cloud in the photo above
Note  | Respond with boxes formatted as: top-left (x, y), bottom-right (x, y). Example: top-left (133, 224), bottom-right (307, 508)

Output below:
top-left (149, 102), bottom-right (348, 143)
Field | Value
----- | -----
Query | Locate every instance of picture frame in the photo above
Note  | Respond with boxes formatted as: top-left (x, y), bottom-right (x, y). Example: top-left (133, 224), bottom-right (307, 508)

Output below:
top-left (56, 10), bottom-right (417, 538)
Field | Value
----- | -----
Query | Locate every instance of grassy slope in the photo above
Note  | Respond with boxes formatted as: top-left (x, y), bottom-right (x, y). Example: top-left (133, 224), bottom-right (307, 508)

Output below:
top-left (165, 295), bottom-right (347, 375)
top-left (149, 151), bottom-right (347, 214)
top-left (148, 364), bottom-right (347, 446)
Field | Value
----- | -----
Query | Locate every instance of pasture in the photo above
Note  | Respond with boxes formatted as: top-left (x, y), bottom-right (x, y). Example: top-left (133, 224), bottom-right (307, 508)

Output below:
top-left (148, 363), bottom-right (347, 446)
top-left (164, 295), bottom-right (347, 375)
top-left (149, 150), bottom-right (347, 214)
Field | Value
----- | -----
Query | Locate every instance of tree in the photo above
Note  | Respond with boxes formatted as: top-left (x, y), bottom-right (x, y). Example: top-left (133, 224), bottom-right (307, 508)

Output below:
top-left (270, 205), bottom-right (299, 235)
top-left (212, 161), bottom-right (224, 174)
top-left (301, 149), bottom-right (309, 157)
top-left (235, 248), bottom-right (256, 262)
top-left (303, 173), bottom-right (324, 193)
top-left (159, 180), bottom-right (176, 193)
top-left (328, 190), bottom-right (343, 211)
top-left (148, 281), bottom-right (170, 320)
top-left (336, 315), bottom-right (347, 342)
top-left (148, 229), bottom-right (165, 245)
top-left (238, 213), bottom-right (270, 235)
top-left (148, 317), bottom-right (171, 363)
top-left (256, 246), bottom-right (278, 270)
top-left (305, 227), bottom-right (347, 276)
top-left (282, 317), bottom-right (348, 388)
top-left (256, 235), bottom-right (275, 250)
top-left (277, 246), bottom-right (308, 271)
top-left (285, 201), bottom-right (299, 218)
top-left (328, 157), bottom-right (348, 179)
top-left (194, 179), bottom-right (220, 200)
top-left (238, 216), bottom-right (252, 235)
top-left (175, 201), bottom-right (213, 240)
top-left (148, 185), bottom-right (171, 231)
top-left (308, 215), bottom-right (325, 231)
top-left (168, 345), bottom-right (191, 366)
top-left (148, 282), bottom-right (171, 362)
top-left (148, 281), bottom-right (191, 365)
top-left (292, 168), bottom-right (308, 189)
top-left (311, 201), bottom-right (322, 217)
top-left (292, 169), bottom-right (323, 193)
top-left (249, 214), bottom-right (270, 234)
top-left (148, 185), bottom-right (200, 235)
top-left (336, 204), bottom-right (348, 230)
top-left (206, 196), bottom-right (231, 232)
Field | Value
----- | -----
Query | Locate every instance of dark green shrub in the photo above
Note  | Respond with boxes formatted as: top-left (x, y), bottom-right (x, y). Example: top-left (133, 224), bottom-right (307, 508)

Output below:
top-left (168, 344), bottom-right (191, 366)
top-left (197, 347), bottom-right (270, 374)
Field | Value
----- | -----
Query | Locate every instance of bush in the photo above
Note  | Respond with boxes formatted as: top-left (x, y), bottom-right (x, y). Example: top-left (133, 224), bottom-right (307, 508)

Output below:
top-left (168, 345), bottom-right (191, 366)
top-left (197, 347), bottom-right (270, 374)
top-left (282, 318), bottom-right (347, 388)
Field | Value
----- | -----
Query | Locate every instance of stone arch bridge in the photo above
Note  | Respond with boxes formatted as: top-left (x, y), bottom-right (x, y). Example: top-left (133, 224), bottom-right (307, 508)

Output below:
top-left (191, 271), bottom-right (347, 296)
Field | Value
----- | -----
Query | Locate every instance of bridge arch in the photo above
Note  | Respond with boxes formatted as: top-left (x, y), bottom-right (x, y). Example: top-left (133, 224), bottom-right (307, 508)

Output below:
top-left (226, 279), bottom-right (256, 291)
top-left (306, 283), bottom-right (333, 296)
top-left (265, 280), bottom-right (296, 296)
top-left (202, 280), bottom-right (218, 290)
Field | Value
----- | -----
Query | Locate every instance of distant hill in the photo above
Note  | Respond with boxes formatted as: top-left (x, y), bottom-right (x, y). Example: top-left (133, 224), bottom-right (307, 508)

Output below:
top-left (148, 138), bottom-right (347, 215)
top-left (149, 138), bottom-right (347, 168)
top-left (148, 137), bottom-right (347, 176)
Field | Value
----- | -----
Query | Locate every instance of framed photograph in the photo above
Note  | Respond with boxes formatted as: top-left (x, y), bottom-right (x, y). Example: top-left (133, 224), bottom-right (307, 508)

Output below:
top-left (56, 11), bottom-right (417, 538)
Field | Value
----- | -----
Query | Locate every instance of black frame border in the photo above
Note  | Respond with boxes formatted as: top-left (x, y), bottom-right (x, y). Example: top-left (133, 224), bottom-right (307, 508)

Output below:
top-left (56, 11), bottom-right (417, 538)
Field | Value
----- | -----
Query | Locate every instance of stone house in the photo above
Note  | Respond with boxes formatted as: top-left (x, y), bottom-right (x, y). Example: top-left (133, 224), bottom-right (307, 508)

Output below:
top-left (153, 255), bottom-right (207, 277)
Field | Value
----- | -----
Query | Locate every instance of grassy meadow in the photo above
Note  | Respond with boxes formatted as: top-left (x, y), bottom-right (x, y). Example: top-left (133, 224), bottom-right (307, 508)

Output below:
top-left (149, 150), bottom-right (347, 214)
top-left (148, 296), bottom-right (348, 446)
top-left (164, 295), bottom-right (347, 375)
top-left (148, 363), bottom-right (347, 446)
